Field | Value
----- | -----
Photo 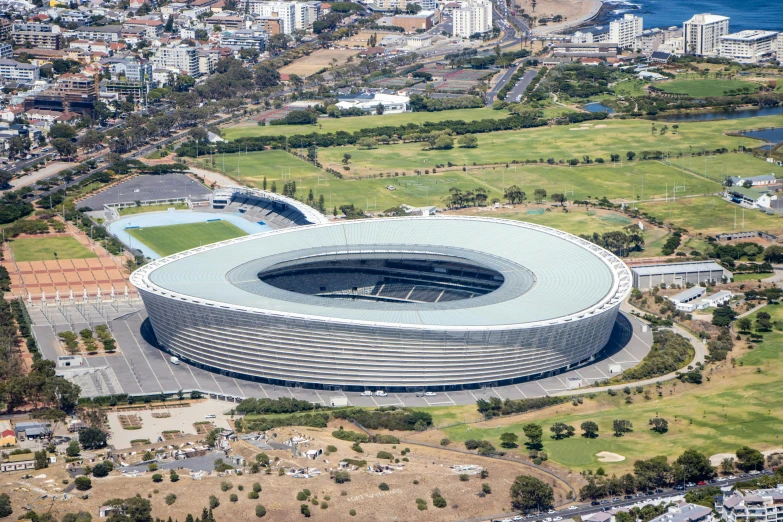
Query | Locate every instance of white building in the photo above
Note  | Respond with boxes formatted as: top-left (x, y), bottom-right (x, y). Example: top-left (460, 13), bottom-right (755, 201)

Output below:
top-left (719, 30), bottom-right (779, 63)
top-left (609, 14), bottom-right (643, 48)
top-left (335, 92), bottom-right (409, 114)
top-left (220, 29), bottom-right (267, 50)
top-left (717, 485), bottom-right (783, 522)
top-left (151, 45), bottom-right (200, 76)
top-left (683, 13), bottom-right (730, 56)
top-left (670, 288), bottom-right (732, 312)
top-left (0, 58), bottom-right (39, 82)
top-left (650, 502), bottom-right (714, 522)
top-left (571, 31), bottom-right (594, 44)
top-left (728, 173), bottom-right (776, 187)
top-left (244, 0), bottom-right (295, 33)
top-left (452, 0), bottom-right (492, 38)
top-left (294, 1), bottom-right (320, 31)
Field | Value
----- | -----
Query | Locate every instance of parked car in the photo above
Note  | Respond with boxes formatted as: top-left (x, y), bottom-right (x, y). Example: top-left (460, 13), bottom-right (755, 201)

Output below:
top-left (567, 506), bottom-right (578, 510)
top-left (697, 481), bottom-right (707, 485)
top-left (360, 391), bottom-right (372, 396)
top-left (375, 391), bottom-right (388, 397)
top-left (205, 414), bottom-right (216, 419)
top-left (591, 501), bottom-right (600, 506)
top-left (674, 485), bottom-right (684, 491)
top-left (624, 495), bottom-right (634, 500)
top-left (424, 392), bottom-right (436, 396)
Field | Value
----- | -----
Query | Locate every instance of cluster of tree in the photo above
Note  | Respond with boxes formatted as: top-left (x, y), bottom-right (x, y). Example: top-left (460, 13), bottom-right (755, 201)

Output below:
top-left (510, 475), bottom-right (554, 512)
top-left (620, 330), bottom-right (694, 382)
top-left (338, 203), bottom-right (365, 219)
top-left (465, 438), bottom-right (497, 455)
top-left (0, 358), bottom-right (80, 414)
top-left (0, 191), bottom-right (34, 225)
top-left (332, 407), bottom-right (433, 431)
top-left (408, 94), bottom-right (484, 112)
top-left (712, 304), bottom-right (737, 327)
top-left (706, 327), bottom-right (734, 362)
top-left (444, 48), bottom-right (530, 69)
top-left (545, 64), bottom-right (619, 99)
top-left (660, 231), bottom-right (682, 256)
top-left (236, 397), bottom-right (321, 414)
top-left (313, 2), bottom-right (363, 33)
top-left (270, 110), bottom-right (319, 126)
top-left (743, 286), bottom-right (783, 302)
top-left (476, 395), bottom-right (569, 419)
top-left (242, 412), bottom-right (330, 432)
top-left (442, 186), bottom-right (489, 208)
top-left (580, 226), bottom-right (645, 257)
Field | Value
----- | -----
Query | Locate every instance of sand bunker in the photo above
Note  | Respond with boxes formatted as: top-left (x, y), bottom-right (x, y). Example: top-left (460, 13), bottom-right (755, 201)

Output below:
top-left (595, 124), bottom-right (608, 128)
top-left (596, 451), bottom-right (626, 462)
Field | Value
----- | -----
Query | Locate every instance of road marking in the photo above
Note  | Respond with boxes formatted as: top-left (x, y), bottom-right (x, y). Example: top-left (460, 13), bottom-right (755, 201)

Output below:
top-left (257, 384), bottom-right (270, 398)
top-left (123, 320), bottom-right (165, 392)
top-left (468, 390), bottom-right (480, 402)
top-left (514, 385), bottom-right (527, 398)
top-left (186, 365), bottom-right (206, 392)
top-left (313, 390), bottom-right (326, 406)
top-left (209, 373), bottom-right (225, 394)
top-left (492, 388), bottom-right (504, 400)
top-left (233, 378), bottom-right (247, 398)
top-left (536, 381), bottom-right (550, 394)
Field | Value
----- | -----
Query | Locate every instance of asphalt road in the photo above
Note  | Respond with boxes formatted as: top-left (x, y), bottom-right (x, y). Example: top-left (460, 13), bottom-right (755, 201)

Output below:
top-left (486, 63), bottom-right (523, 105)
top-left (503, 68), bottom-right (539, 104)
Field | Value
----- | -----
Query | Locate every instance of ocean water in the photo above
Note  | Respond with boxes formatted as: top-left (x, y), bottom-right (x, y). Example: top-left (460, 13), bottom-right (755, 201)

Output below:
top-left (596, 0), bottom-right (783, 32)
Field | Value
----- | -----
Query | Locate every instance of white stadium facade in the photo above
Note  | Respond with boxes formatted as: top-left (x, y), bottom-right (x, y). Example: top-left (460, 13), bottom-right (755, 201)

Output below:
top-left (131, 217), bottom-right (632, 391)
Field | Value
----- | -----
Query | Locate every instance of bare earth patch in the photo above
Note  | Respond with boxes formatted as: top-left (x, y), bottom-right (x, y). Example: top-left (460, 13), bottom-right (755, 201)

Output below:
top-left (596, 451), bottom-right (626, 462)
top-left (279, 49), bottom-right (357, 77)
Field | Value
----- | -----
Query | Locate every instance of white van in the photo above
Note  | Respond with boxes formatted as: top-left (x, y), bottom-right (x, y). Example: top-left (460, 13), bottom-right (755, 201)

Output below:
top-left (375, 391), bottom-right (388, 397)
top-left (170, 356), bottom-right (180, 365)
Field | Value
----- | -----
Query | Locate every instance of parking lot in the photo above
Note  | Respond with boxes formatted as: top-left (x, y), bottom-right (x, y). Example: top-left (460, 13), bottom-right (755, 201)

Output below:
top-left (32, 304), bottom-right (651, 409)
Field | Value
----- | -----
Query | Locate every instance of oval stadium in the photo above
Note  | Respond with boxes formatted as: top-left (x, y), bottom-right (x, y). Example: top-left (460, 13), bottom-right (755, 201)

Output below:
top-left (131, 217), bottom-right (632, 391)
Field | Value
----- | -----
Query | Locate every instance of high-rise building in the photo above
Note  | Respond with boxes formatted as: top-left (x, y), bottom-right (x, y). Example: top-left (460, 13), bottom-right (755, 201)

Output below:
top-left (608, 14), bottom-right (643, 48)
top-left (244, 0), bottom-right (296, 33)
top-left (683, 13), bottom-right (729, 56)
top-left (151, 46), bottom-right (200, 76)
top-left (452, 0), bottom-right (492, 39)
top-left (719, 30), bottom-right (778, 63)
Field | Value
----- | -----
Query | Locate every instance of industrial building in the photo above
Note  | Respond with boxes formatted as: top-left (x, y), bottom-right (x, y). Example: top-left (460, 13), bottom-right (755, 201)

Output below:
top-left (133, 217), bottom-right (631, 390)
top-left (631, 261), bottom-right (732, 290)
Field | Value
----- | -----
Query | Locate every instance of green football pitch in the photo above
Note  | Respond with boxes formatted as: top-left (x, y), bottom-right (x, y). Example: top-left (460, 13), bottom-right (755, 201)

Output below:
top-left (10, 236), bottom-right (97, 262)
top-left (126, 220), bottom-right (247, 257)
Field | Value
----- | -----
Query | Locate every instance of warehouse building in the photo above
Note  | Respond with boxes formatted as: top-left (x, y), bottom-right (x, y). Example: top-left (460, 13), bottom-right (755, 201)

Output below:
top-left (631, 261), bottom-right (732, 290)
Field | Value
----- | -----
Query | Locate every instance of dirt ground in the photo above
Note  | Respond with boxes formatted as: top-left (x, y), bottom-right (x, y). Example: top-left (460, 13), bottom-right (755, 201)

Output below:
top-left (515, 0), bottom-right (602, 34)
top-left (4, 421), bottom-right (572, 522)
top-left (279, 49), bottom-right (358, 77)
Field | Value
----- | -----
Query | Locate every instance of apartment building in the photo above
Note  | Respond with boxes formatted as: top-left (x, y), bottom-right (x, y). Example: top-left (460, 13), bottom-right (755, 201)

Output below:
top-left (123, 18), bottom-right (165, 38)
top-left (12, 22), bottom-right (62, 50)
top-left (719, 30), bottom-right (779, 63)
top-left (54, 73), bottom-right (98, 101)
top-left (244, 0), bottom-right (295, 33)
top-left (253, 17), bottom-right (282, 35)
top-left (683, 13), bottom-right (730, 55)
top-left (151, 45), bottom-right (200, 76)
top-left (220, 29), bottom-right (267, 50)
top-left (206, 15), bottom-right (245, 30)
top-left (294, 1), bottom-right (321, 31)
top-left (0, 58), bottom-right (39, 82)
top-left (608, 14), bottom-right (643, 48)
top-left (452, 0), bottom-right (492, 38)
top-left (649, 502), bottom-right (714, 522)
top-left (716, 485), bottom-right (783, 522)
top-left (74, 25), bottom-right (123, 42)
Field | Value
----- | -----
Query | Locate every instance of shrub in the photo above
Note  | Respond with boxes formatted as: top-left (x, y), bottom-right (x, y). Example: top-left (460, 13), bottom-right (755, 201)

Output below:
top-left (238, 485), bottom-right (244, 491)
top-left (482, 483), bottom-right (492, 494)
top-left (331, 428), bottom-right (370, 443)
top-left (165, 493), bottom-right (177, 505)
top-left (459, 474), bottom-right (469, 481)
top-left (221, 481), bottom-right (233, 491)
top-left (229, 494), bottom-right (238, 502)
top-left (326, 445), bottom-right (338, 453)
top-left (74, 476), bottom-right (92, 491)
top-left (320, 501), bottom-right (328, 509)
top-left (349, 509), bottom-right (357, 516)
top-left (248, 491), bottom-right (259, 499)
top-left (170, 472), bottom-right (179, 482)
top-left (416, 498), bottom-right (428, 511)
top-left (147, 463), bottom-right (158, 471)
top-left (152, 474), bottom-right (163, 483)
top-left (296, 492), bottom-right (308, 501)
top-left (255, 505), bottom-right (266, 517)
top-left (433, 496), bottom-right (447, 508)
top-left (376, 451), bottom-right (394, 460)
top-left (440, 438), bottom-right (451, 446)
top-left (300, 504), bottom-right (311, 517)
top-left (379, 482), bottom-right (390, 491)
top-left (209, 495), bottom-right (220, 509)
top-left (373, 434), bottom-right (400, 444)
top-left (311, 498), bottom-right (318, 506)
top-left (351, 442), bottom-right (364, 453)
top-left (253, 482), bottom-right (262, 493)
top-left (334, 471), bottom-right (351, 484)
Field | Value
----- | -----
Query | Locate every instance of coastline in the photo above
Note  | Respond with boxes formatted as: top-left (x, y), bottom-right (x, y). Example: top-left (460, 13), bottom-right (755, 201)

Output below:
top-left (531, 0), bottom-right (603, 36)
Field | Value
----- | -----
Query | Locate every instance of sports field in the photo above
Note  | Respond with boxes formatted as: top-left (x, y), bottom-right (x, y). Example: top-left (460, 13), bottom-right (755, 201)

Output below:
top-left (10, 236), bottom-right (97, 262)
top-left (197, 149), bottom-right (323, 181)
top-left (125, 221), bottom-right (247, 257)
top-left (315, 114), bottom-right (783, 175)
top-left (637, 196), bottom-right (783, 236)
top-left (658, 79), bottom-right (759, 97)
top-left (670, 152), bottom-right (783, 183)
top-left (223, 108), bottom-right (501, 140)
top-left (118, 203), bottom-right (189, 216)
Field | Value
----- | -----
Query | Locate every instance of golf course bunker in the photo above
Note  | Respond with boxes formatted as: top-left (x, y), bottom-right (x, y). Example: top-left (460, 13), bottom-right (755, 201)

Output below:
top-left (596, 451), bottom-right (626, 462)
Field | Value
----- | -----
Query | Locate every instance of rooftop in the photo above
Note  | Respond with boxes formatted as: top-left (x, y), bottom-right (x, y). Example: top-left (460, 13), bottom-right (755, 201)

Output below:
top-left (631, 261), bottom-right (729, 276)
top-left (720, 30), bottom-right (779, 41)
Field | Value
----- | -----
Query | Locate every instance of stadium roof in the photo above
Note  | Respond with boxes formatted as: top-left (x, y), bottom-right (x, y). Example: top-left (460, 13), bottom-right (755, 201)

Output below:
top-left (132, 217), bottom-right (631, 329)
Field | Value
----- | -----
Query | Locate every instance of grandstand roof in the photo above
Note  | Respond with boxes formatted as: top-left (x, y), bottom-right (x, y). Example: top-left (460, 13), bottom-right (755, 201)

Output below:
top-left (132, 217), bottom-right (630, 329)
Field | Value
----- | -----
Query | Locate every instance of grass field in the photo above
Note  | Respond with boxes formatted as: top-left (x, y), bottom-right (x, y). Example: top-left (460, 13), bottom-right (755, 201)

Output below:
top-left (315, 114), bottom-right (783, 175)
top-left (658, 79), bottom-right (759, 97)
top-left (118, 203), bottom-right (189, 216)
top-left (637, 196), bottom-right (783, 236)
top-left (10, 236), bottom-right (97, 262)
top-left (732, 272), bottom-right (774, 282)
top-left (432, 341), bottom-right (783, 473)
top-left (126, 221), bottom-right (247, 257)
top-left (223, 108), bottom-right (502, 140)
top-left (667, 152), bottom-right (783, 182)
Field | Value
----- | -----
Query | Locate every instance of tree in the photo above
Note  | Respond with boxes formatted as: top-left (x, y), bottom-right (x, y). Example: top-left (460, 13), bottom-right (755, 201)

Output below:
top-left (763, 245), bottom-right (783, 263)
top-left (49, 123), bottom-right (77, 139)
top-left (0, 493), bottom-right (10, 518)
top-left (500, 432), bottom-right (519, 448)
top-left (93, 462), bottom-right (111, 477)
top-left (581, 421), bottom-right (599, 438)
top-left (550, 423), bottom-right (575, 439)
top-left (357, 137), bottom-right (377, 149)
top-left (34, 450), bottom-right (48, 470)
top-left (533, 188), bottom-right (547, 203)
top-left (736, 318), bottom-right (752, 332)
top-left (375, 103), bottom-right (385, 115)
top-left (74, 476), bottom-right (92, 491)
top-left (612, 419), bottom-right (632, 437)
top-left (649, 417), bottom-right (668, 434)
top-left (720, 457), bottom-right (735, 474)
top-left (256, 505), bottom-right (266, 517)
top-left (457, 134), bottom-right (478, 148)
top-left (510, 475), bottom-right (554, 512)
top-left (67, 440), bottom-right (81, 457)
top-left (616, 512), bottom-right (635, 522)
top-left (736, 446), bottom-right (765, 472)
top-left (334, 471), bottom-right (351, 483)
top-left (551, 193), bottom-right (566, 206)
top-left (712, 305), bottom-right (737, 327)
top-left (626, 151), bottom-right (636, 161)
top-left (522, 423), bottom-right (543, 447)
top-left (504, 185), bottom-right (526, 205)
top-left (433, 135), bottom-right (454, 150)
top-left (79, 427), bottom-right (107, 450)
top-left (51, 138), bottom-right (77, 160)
top-left (164, 14), bottom-right (174, 32)
top-left (676, 450), bottom-right (714, 482)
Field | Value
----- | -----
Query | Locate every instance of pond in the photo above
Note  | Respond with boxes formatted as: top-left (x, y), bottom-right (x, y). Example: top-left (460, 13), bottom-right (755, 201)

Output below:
top-left (740, 127), bottom-right (783, 151)
top-left (583, 102), bottom-right (615, 114)
top-left (661, 105), bottom-right (783, 122)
